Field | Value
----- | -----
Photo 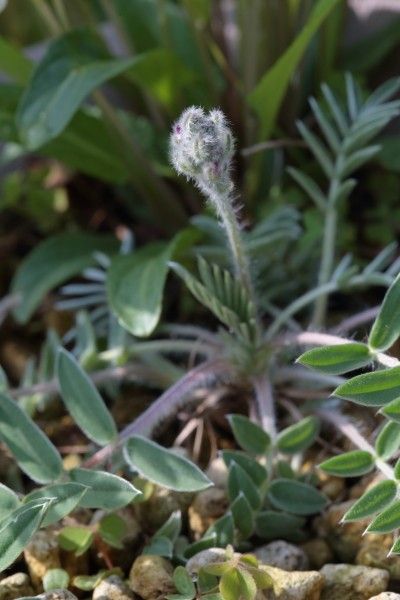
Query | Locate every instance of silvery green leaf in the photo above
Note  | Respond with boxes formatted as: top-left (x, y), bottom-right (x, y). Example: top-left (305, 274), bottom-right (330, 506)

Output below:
top-left (268, 479), bottom-right (328, 515)
top-left (319, 450), bottom-right (374, 477)
top-left (228, 414), bottom-right (270, 455)
top-left (367, 500), bottom-right (400, 533)
top-left (24, 482), bottom-right (87, 527)
top-left (69, 468), bottom-right (141, 509)
top-left (297, 343), bottom-right (371, 375)
top-left (334, 367), bottom-right (400, 406)
top-left (342, 480), bottom-right (397, 522)
top-left (369, 272), bottom-right (400, 352)
top-left (0, 391), bottom-right (62, 483)
top-left (57, 348), bottom-right (117, 446)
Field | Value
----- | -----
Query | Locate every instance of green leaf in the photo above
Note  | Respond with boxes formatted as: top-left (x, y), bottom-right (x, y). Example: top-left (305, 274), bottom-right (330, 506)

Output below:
top-left (369, 272), bottom-right (400, 352)
top-left (43, 569), bottom-right (70, 592)
top-left (248, 0), bottom-right (341, 138)
top-left (380, 396), bottom-right (400, 423)
top-left (342, 480), bottom-right (397, 522)
top-left (142, 536), bottom-right (174, 558)
top-left (334, 366), bottom-right (400, 406)
top-left (267, 479), bottom-right (328, 515)
top-left (367, 500), bottom-right (400, 533)
top-left (98, 514), bottom-right (126, 549)
top-left (220, 568), bottom-right (256, 600)
top-left (227, 414), bottom-right (270, 455)
top-left (69, 468), bottom-right (141, 509)
top-left (287, 167), bottom-right (326, 211)
top-left (24, 482), bottom-right (87, 527)
top-left (58, 526), bottom-right (94, 556)
top-left (228, 463), bottom-right (261, 511)
top-left (277, 416), bottom-right (320, 454)
top-left (206, 513), bottom-right (234, 547)
top-left (155, 510), bottom-right (182, 543)
top-left (255, 511), bottom-right (305, 540)
top-left (319, 450), bottom-right (375, 477)
top-left (171, 566), bottom-right (196, 598)
top-left (0, 500), bottom-right (49, 572)
top-left (124, 436), bottom-right (212, 492)
top-left (0, 483), bottom-right (19, 522)
top-left (230, 493), bottom-right (254, 539)
top-left (183, 534), bottom-right (217, 559)
top-left (57, 349), bottom-right (117, 446)
top-left (17, 30), bottom-right (137, 149)
top-left (107, 243), bottom-right (172, 338)
top-left (297, 343), bottom-right (371, 375)
top-left (0, 391), bottom-right (62, 483)
top-left (12, 232), bottom-right (117, 324)
top-left (375, 421), bottom-right (400, 460)
top-left (221, 451), bottom-right (268, 487)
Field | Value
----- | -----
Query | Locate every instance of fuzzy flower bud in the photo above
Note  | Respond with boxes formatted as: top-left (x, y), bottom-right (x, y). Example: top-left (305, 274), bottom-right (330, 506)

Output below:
top-left (169, 106), bottom-right (235, 198)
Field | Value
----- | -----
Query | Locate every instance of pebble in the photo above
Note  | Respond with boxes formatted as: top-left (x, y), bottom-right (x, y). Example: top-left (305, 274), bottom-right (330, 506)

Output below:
top-left (188, 487), bottom-right (229, 538)
top-left (301, 539), bottom-right (333, 570)
top-left (186, 548), bottom-right (238, 575)
top-left (0, 572), bottom-right (34, 599)
top-left (319, 563), bottom-right (389, 600)
top-left (205, 457), bottom-right (228, 488)
top-left (129, 555), bottom-right (174, 599)
top-left (369, 594), bottom-right (400, 599)
top-left (23, 530), bottom-right (61, 589)
top-left (32, 592), bottom-right (78, 600)
top-left (356, 534), bottom-right (400, 580)
top-left (93, 575), bottom-right (136, 600)
top-left (262, 564), bottom-right (323, 599)
top-left (254, 540), bottom-right (309, 571)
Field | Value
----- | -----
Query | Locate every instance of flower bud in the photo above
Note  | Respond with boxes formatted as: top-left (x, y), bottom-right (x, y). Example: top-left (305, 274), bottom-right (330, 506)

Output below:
top-left (170, 106), bottom-right (235, 197)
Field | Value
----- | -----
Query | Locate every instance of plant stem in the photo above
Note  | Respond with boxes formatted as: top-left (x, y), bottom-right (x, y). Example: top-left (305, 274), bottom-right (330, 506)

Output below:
top-left (311, 190), bottom-right (338, 329)
top-left (252, 373), bottom-right (276, 439)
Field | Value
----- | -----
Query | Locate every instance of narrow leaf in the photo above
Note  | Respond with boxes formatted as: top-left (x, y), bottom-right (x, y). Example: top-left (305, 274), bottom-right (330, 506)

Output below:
top-left (277, 416), bottom-right (320, 454)
top-left (228, 463), bottom-right (261, 510)
top-left (221, 451), bottom-right (268, 487)
top-left (342, 480), bottom-right (397, 522)
top-left (24, 482), bottom-right (88, 527)
top-left (319, 450), bottom-right (374, 477)
top-left (57, 349), bottom-right (117, 446)
top-left (228, 414), bottom-right (270, 455)
top-left (69, 468), bottom-right (141, 509)
top-left (267, 479), bottom-right (328, 515)
top-left (375, 421), bottom-right (400, 460)
top-left (287, 167), bottom-right (326, 211)
top-left (0, 391), bottom-right (62, 483)
top-left (334, 366), bottom-right (400, 406)
top-left (369, 272), bottom-right (400, 352)
top-left (367, 500), bottom-right (400, 533)
top-left (124, 436), bottom-right (212, 492)
top-left (298, 343), bottom-right (371, 375)
top-left (0, 500), bottom-right (49, 572)
top-left (230, 493), bottom-right (254, 539)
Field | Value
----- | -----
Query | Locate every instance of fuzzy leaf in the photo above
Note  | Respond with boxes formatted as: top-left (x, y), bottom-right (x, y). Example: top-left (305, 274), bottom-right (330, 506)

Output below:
top-left (375, 421), bottom-right (400, 460)
top-left (230, 493), bottom-right (254, 539)
top-left (171, 566), bottom-right (196, 597)
top-left (57, 349), bottom-right (117, 446)
top-left (24, 482), bottom-right (87, 527)
top-left (334, 366), bottom-right (400, 406)
top-left (367, 500), bottom-right (400, 533)
top-left (0, 500), bottom-right (49, 572)
top-left (0, 484), bottom-right (19, 522)
top-left (107, 243), bottom-right (172, 338)
top-left (297, 343), bottom-right (371, 375)
top-left (277, 416), bottom-right (320, 454)
top-left (369, 273), bottom-right (400, 351)
top-left (319, 450), bottom-right (375, 477)
top-left (255, 511), bottom-right (305, 540)
top-left (228, 463), bottom-right (261, 510)
top-left (228, 414), bottom-right (270, 455)
top-left (222, 451), bottom-right (268, 487)
top-left (0, 391), bottom-right (62, 483)
top-left (342, 480), bottom-right (397, 522)
top-left (124, 436), bottom-right (212, 492)
top-left (267, 479), bottom-right (328, 515)
top-left (69, 468), bottom-right (141, 509)
top-left (98, 514), bottom-right (126, 549)
top-left (11, 232), bottom-right (117, 324)
top-left (380, 397), bottom-right (400, 423)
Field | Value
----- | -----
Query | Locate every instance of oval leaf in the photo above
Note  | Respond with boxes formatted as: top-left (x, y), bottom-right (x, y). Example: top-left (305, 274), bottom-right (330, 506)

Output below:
top-left (297, 343), bottom-right (371, 375)
top-left (222, 450), bottom-right (268, 487)
top-left (107, 243), bottom-right (173, 338)
top-left (375, 421), bottom-right (400, 460)
top-left (0, 391), bottom-right (62, 483)
top-left (0, 500), bottom-right (49, 572)
top-left (57, 349), bottom-right (117, 446)
top-left (124, 436), bottom-right (212, 492)
top-left (334, 366), bottom-right (400, 406)
top-left (227, 414), bottom-right (270, 455)
top-left (255, 511), bottom-right (305, 540)
top-left (12, 232), bottom-right (117, 324)
top-left (230, 493), bottom-right (254, 539)
top-left (369, 272), bottom-right (400, 351)
top-left (319, 450), bottom-right (375, 477)
top-left (69, 468), bottom-right (141, 509)
top-left (380, 396), bottom-right (400, 423)
top-left (277, 416), bottom-right (320, 454)
top-left (24, 482), bottom-right (88, 527)
top-left (267, 479), bottom-right (328, 515)
top-left (228, 463), bottom-right (261, 511)
top-left (367, 499), bottom-right (400, 533)
top-left (342, 480), bottom-right (397, 522)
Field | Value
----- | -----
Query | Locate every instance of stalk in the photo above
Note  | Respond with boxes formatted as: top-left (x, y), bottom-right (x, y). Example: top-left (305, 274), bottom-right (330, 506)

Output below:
top-left (252, 372), bottom-right (276, 439)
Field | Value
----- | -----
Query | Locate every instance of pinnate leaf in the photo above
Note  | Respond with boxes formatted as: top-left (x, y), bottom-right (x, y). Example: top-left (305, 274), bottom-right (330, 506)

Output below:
top-left (367, 500), bottom-right (400, 533)
top-left (277, 416), bottom-right (320, 454)
top-left (375, 421), bottom-right (400, 460)
top-left (342, 480), bottom-right (397, 522)
top-left (369, 272), bottom-right (400, 351)
top-left (267, 479), bottom-right (328, 515)
top-left (297, 343), bottom-right (371, 375)
top-left (334, 366), bottom-right (400, 406)
top-left (228, 414), bottom-right (270, 455)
